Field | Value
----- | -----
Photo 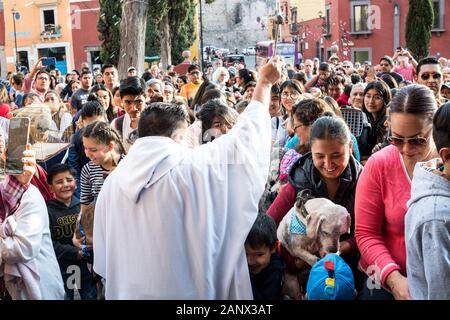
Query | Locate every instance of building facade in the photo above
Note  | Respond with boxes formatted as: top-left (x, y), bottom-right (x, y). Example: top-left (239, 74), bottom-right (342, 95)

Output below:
top-left (70, 0), bottom-right (101, 71)
top-left (202, 0), bottom-right (276, 50)
top-left (292, 0), bottom-right (449, 63)
top-left (3, 0), bottom-right (75, 75)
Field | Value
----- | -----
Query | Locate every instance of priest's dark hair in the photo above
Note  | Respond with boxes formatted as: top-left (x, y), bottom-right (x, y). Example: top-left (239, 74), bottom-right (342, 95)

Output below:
top-left (138, 102), bottom-right (188, 138)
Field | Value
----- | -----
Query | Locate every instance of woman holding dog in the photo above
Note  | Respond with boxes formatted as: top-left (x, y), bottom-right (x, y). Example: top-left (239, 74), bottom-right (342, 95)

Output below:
top-left (355, 85), bottom-right (438, 300)
top-left (268, 113), bottom-right (363, 279)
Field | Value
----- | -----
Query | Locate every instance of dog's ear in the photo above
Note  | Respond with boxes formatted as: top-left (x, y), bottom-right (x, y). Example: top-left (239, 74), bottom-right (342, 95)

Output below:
top-left (306, 212), bottom-right (325, 239)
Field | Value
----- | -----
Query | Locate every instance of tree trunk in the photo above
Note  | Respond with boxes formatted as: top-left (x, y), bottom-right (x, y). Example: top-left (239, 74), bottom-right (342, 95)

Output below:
top-left (118, 0), bottom-right (149, 79)
top-left (159, 13), bottom-right (171, 70)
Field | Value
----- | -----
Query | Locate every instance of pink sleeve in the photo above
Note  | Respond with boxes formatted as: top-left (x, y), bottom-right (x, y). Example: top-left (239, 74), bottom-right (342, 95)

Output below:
top-left (0, 176), bottom-right (28, 219)
top-left (24, 74), bottom-right (33, 93)
top-left (355, 155), bottom-right (401, 286)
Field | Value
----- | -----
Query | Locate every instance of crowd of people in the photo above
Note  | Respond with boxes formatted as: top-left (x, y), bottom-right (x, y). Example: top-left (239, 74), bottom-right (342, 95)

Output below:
top-left (0, 46), bottom-right (449, 300)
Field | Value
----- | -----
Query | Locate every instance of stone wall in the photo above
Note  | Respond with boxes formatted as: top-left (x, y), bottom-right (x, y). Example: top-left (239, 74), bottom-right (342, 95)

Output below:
top-left (202, 0), bottom-right (276, 50)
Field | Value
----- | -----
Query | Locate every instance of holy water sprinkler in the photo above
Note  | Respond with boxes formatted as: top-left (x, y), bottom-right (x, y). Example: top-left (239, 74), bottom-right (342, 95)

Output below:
top-left (273, 14), bottom-right (284, 58)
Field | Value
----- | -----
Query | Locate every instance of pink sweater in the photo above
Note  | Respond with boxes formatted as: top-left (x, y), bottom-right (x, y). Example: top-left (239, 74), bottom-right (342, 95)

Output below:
top-left (355, 145), bottom-right (410, 287)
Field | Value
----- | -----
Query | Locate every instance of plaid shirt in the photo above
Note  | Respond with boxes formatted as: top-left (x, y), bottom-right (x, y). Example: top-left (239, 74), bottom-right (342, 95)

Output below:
top-left (0, 175), bottom-right (29, 223)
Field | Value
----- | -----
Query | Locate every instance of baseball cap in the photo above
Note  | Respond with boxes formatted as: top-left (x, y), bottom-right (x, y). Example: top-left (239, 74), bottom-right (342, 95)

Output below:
top-left (306, 253), bottom-right (355, 300)
top-left (127, 66), bottom-right (136, 72)
top-left (441, 83), bottom-right (450, 90)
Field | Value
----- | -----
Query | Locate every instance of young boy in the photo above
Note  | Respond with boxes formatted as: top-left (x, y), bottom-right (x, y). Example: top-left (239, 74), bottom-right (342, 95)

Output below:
top-left (245, 213), bottom-right (285, 300)
top-left (46, 164), bottom-right (97, 300)
top-left (406, 102), bottom-right (450, 300)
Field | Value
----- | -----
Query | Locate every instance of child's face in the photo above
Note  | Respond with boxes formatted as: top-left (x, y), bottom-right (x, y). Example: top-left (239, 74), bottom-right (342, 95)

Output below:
top-left (49, 171), bottom-right (76, 203)
top-left (83, 137), bottom-right (112, 166)
top-left (245, 244), bottom-right (275, 275)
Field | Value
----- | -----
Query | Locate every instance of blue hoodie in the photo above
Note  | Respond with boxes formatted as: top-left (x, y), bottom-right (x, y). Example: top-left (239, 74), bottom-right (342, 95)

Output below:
top-left (406, 163), bottom-right (450, 300)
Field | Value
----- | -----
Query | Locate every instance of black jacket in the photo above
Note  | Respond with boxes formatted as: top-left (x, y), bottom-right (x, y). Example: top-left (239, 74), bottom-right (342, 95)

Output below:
top-left (47, 196), bottom-right (81, 272)
top-left (250, 252), bottom-right (285, 300)
top-left (288, 152), bottom-right (363, 239)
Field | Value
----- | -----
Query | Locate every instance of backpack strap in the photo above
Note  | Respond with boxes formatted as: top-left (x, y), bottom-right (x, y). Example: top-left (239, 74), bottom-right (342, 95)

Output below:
top-left (114, 115), bottom-right (125, 138)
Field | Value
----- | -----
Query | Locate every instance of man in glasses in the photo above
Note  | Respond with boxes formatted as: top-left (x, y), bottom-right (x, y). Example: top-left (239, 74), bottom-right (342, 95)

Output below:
top-left (23, 57), bottom-right (51, 102)
top-left (416, 56), bottom-right (447, 106)
top-left (378, 55), bottom-right (404, 84)
top-left (180, 64), bottom-right (203, 108)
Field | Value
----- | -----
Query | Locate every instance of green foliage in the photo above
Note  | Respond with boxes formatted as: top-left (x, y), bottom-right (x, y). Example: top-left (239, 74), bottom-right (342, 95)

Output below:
top-left (406, 0), bottom-right (434, 61)
top-left (97, 0), bottom-right (122, 65)
top-left (99, 0), bottom-right (216, 67)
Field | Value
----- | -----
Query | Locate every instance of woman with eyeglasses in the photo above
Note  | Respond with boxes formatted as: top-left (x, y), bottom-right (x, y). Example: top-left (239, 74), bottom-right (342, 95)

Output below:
top-left (355, 85), bottom-right (438, 300)
top-left (272, 80), bottom-right (303, 148)
top-left (359, 80), bottom-right (392, 160)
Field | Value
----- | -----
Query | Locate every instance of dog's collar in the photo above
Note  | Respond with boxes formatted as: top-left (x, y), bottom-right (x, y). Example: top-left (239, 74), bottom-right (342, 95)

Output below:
top-left (289, 208), bottom-right (307, 236)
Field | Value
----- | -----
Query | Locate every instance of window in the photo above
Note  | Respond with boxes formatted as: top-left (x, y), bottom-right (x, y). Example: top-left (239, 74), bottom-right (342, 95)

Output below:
top-left (432, 0), bottom-right (445, 30)
top-left (352, 48), bottom-right (372, 64)
top-left (325, 6), bottom-right (331, 35)
top-left (40, 6), bottom-right (58, 33)
top-left (351, 1), bottom-right (371, 33)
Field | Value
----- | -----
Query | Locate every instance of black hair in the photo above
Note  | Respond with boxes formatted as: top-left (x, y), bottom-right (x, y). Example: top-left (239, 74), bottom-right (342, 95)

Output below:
top-left (80, 100), bottom-right (106, 119)
top-left (90, 84), bottom-right (116, 122)
top-left (12, 73), bottom-right (24, 86)
top-left (351, 73), bottom-right (363, 84)
top-left (83, 121), bottom-right (126, 154)
top-left (22, 92), bottom-right (40, 105)
top-left (390, 84), bottom-right (437, 124)
top-left (280, 79), bottom-right (304, 95)
top-left (380, 55), bottom-right (394, 67)
top-left (292, 72), bottom-right (307, 85)
top-left (188, 64), bottom-right (201, 73)
top-left (119, 76), bottom-right (147, 98)
top-left (319, 62), bottom-right (331, 72)
top-left (433, 102), bottom-right (450, 151)
top-left (245, 214), bottom-right (277, 249)
top-left (200, 89), bottom-right (226, 105)
top-left (271, 82), bottom-right (281, 95)
top-left (81, 70), bottom-right (92, 78)
top-left (416, 56), bottom-right (440, 75)
top-left (197, 99), bottom-right (238, 140)
top-left (237, 68), bottom-right (255, 86)
top-left (101, 64), bottom-right (116, 74)
top-left (35, 69), bottom-right (50, 80)
top-left (138, 102), bottom-right (188, 138)
top-left (362, 80), bottom-right (392, 117)
top-left (309, 116), bottom-right (352, 146)
top-left (141, 71), bottom-right (153, 82)
top-left (47, 163), bottom-right (77, 185)
top-left (379, 73), bottom-right (398, 89)
top-left (344, 84), bottom-right (353, 96)
top-left (243, 81), bottom-right (256, 92)
top-left (178, 75), bottom-right (188, 85)
top-left (327, 75), bottom-right (345, 87)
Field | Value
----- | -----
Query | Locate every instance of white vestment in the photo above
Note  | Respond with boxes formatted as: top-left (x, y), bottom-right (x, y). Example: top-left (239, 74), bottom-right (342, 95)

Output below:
top-left (93, 100), bottom-right (271, 299)
top-left (0, 185), bottom-right (65, 300)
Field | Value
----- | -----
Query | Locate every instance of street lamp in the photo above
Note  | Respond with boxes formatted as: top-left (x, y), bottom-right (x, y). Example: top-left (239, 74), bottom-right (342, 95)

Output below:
top-left (199, 0), bottom-right (204, 72)
top-left (12, 9), bottom-right (20, 72)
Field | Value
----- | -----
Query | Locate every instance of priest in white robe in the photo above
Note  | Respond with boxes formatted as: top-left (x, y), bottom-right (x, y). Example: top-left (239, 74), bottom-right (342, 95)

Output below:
top-left (93, 57), bottom-right (283, 299)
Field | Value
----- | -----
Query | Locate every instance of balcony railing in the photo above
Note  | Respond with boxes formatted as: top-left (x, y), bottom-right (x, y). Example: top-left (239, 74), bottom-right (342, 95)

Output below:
top-left (40, 24), bottom-right (61, 39)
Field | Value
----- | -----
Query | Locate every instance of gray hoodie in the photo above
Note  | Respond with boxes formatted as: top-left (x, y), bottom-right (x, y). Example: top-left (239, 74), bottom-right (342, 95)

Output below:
top-left (406, 163), bottom-right (450, 300)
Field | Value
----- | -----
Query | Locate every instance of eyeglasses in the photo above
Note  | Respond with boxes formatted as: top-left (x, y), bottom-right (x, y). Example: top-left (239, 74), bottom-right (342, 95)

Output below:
top-left (293, 123), bottom-right (305, 131)
top-left (420, 73), bottom-right (442, 81)
top-left (388, 130), bottom-right (431, 147)
top-left (37, 76), bottom-right (49, 81)
top-left (281, 92), bottom-right (300, 99)
top-left (342, 65), bottom-right (351, 68)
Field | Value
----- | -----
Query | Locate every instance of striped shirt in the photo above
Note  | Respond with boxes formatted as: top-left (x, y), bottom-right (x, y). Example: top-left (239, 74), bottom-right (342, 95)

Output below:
top-left (80, 155), bottom-right (125, 205)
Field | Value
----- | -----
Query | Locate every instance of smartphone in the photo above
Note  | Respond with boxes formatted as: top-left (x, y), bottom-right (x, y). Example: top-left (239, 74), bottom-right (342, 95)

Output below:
top-left (5, 117), bottom-right (31, 175)
top-left (42, 57), bottom-right (56, 67)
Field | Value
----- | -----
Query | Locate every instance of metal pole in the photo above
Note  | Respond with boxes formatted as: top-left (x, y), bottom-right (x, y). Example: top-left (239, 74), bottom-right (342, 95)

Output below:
top-left (12, 10), bottom-right (19, 71)
top-left (199, 0), bottom-right (204, 73)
